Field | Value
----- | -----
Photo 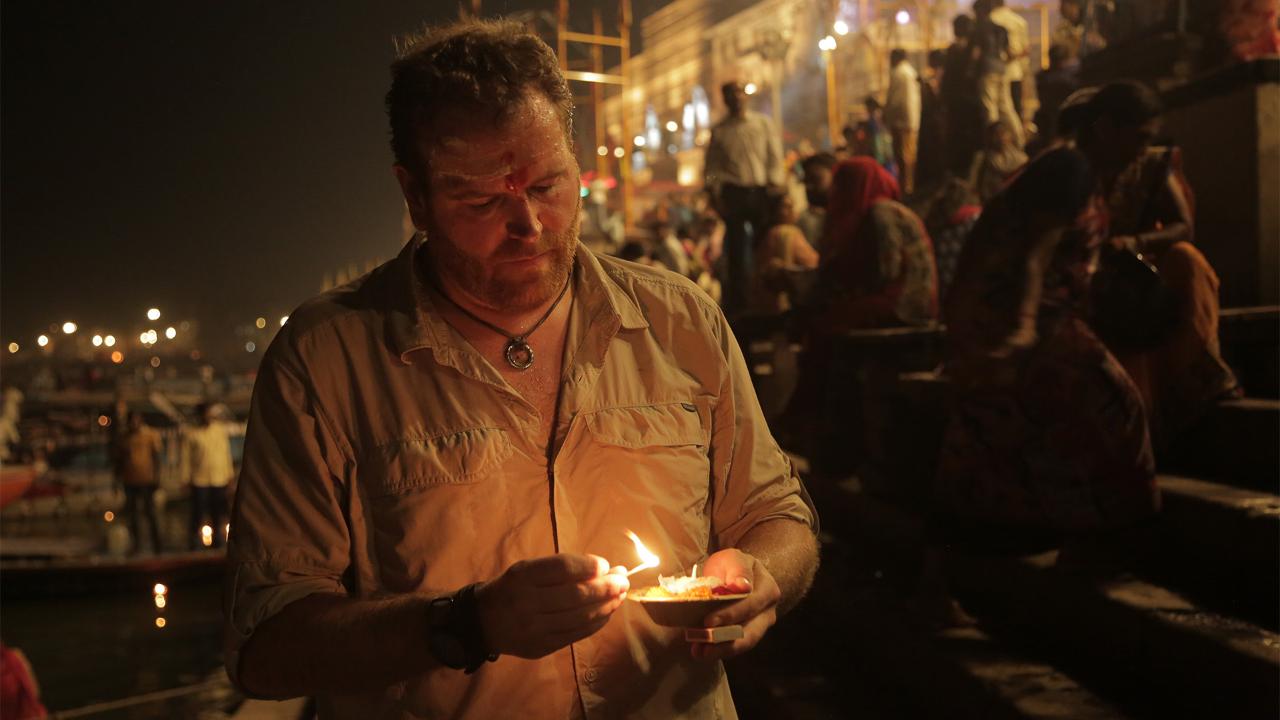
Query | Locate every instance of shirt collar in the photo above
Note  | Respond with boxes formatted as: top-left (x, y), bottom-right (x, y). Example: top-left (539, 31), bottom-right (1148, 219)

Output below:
top-left (387, 236), bottom-right (648, 365)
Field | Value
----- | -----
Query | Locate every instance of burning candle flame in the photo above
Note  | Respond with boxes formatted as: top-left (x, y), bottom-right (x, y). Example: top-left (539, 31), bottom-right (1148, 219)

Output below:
top-left (624, 530), bottom-right (660, 577)
top-left (201, 525), bottom-right (214, 547)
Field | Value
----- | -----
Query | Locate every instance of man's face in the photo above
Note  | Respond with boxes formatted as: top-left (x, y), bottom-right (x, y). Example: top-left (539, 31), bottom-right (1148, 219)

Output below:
top-left (1061, 0), bottom-right (1082, 23)
top-left (396, 91), bottom-right (580, 312)
top-left (804, 166), bottom-right (833, 207)
top-left (722, 84), bottom-right (745, 115)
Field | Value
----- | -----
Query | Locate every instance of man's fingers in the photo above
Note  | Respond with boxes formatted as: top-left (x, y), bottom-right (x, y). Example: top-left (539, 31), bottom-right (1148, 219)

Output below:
top-left (516, 554), bottom-right (608, 586)
top-left (691, 611), bottom-right (774, 662)
top-left (537, 574), bottom-right (629, 612)
top-left (703, 589), bottom-right (773, 628)
top-left (541, 593), bottom-right (626, 634)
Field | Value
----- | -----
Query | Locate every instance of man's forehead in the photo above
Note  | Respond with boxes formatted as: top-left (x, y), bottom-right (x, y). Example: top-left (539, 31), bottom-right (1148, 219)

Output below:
top-left (429, 142), bottom-right (565, 188)
top-left (422, 93), bottom-right (568, 185)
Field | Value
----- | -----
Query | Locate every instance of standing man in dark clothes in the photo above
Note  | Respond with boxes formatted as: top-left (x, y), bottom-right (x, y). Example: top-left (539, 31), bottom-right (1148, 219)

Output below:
top-left (704, 81), bottom-right (785, 317)
top-left (916, 49), bottom-right (949, 196)
top-left (118, 412), bottom-right (165, 554)
top-left (942, 14), bottom-right (986, 176)
top-left (1033, 44), bottom-right (1081, 148)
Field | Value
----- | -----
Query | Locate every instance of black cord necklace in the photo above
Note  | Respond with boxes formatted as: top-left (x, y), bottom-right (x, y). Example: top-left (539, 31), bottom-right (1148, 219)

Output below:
top-left (431, 272), bottom-right (572, 370)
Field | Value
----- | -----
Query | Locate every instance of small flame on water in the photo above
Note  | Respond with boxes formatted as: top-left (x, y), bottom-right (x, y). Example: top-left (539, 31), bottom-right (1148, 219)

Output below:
top-left (201, 525), bottom-right (214, 547)
top-left (624, 530), bottom-right (660, 576)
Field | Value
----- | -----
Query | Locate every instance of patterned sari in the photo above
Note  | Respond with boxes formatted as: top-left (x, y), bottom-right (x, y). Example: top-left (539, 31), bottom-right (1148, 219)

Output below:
top-left (937, 147), bottom-right (1158, 533)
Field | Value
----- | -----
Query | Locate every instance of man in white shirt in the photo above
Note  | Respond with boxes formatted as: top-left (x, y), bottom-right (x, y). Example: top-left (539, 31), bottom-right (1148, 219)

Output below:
top-left (703, 82), bottom-right (784, 317)
top-left (990, 0), bottom-right (1030, 133)
top-left (883, 48), bottom-right (922, 195)
top-left (183, 402), bottom-right (234, 549)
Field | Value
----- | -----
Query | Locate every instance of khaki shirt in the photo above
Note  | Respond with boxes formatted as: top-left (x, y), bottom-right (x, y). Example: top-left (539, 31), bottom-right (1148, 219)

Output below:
top-left (224, 238), bottom-right (817, 719)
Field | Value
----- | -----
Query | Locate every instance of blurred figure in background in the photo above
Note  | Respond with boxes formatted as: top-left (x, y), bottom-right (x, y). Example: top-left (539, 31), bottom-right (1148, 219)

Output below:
top-left (969, 121), bottom-right (1028, 204)
top-left (849, 97), bottom-right (897, 177)
top-left (923, 178), bottom-right (982, 300)
top-left (117, 412), bottom-right (164, 555)
top-left (973, 0), bottom-right (1024, 147)
top-left (990, 0), bottom-right (1030, 123)
top-left (885, 48), bottom-right (922, 196)
top-left (916, 49), bottom-right (949, 198)
top-left (752, 194), bottom-right (820, 315)
top-left (942, 14), bottom-right (986, 177)
top-left (820, 157), bottom-right (938, 330)
top-left (183, 402), bottom-right (233, 550)
top-left (1031, 44), bottom-right (1081, 154)
top-left (705, 80), bottom-right (785, 317)
top-left (797, 152), bottom-right (838, 253)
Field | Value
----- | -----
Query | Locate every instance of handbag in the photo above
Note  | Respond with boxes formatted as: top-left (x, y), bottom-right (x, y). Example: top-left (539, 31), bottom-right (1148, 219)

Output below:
top-left (1089, 247), bottom-right (1178, 351)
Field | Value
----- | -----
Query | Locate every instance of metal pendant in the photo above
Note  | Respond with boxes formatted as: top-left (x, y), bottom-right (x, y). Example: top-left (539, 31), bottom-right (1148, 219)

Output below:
top-left (504, 338), bottom-right (534, 370)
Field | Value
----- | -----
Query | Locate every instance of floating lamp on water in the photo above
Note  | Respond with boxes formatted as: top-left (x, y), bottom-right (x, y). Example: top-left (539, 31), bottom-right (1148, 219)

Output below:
top-left (201, 525), bottom-right (214, 547)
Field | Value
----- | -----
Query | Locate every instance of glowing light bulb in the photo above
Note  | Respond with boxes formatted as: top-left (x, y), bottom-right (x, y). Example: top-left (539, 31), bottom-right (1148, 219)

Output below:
top-left (834, 19), bottom-right (849, 35)
top-left (147, 308), bottom-right (161, 321)
top-left (201, 525), bottom-right (214, 547)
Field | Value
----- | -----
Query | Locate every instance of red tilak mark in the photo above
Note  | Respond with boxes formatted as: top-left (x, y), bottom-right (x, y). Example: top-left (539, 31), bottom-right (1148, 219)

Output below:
top-left (504, 166), bottom-right (530, 192)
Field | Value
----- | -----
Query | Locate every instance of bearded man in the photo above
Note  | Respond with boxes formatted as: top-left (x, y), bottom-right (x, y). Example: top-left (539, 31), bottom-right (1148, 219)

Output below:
top-left (224, 19), bottom-right (819, 720)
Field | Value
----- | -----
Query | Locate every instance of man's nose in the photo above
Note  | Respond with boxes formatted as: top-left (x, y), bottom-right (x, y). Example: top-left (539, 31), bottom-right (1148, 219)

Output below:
top-left (505, 196), bottom-right (543, 240)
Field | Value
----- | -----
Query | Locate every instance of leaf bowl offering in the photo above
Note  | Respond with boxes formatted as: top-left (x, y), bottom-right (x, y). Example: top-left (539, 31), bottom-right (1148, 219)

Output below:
top-left (628, 584), bottom-right (749, 628)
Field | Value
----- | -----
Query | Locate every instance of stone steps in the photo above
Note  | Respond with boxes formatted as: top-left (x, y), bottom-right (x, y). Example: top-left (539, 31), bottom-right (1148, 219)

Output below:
top-left (1160, 398), bottom-right (1280, 492)
top-left (804, 476), bottom-right (1280, 719)
top-left (1219, 305), bottom-right (1279, 399)
top-left (953, 552), bottom-right (1280, 719)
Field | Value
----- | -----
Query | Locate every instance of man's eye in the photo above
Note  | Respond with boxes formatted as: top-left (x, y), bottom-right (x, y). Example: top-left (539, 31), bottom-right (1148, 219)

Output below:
top-left (468, 198), bottom-right (499, 210)
top-left (531, 184), bottom-right (555, 195)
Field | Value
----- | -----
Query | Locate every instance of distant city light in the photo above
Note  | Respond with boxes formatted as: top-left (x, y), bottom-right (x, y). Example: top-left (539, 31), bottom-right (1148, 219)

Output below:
top-left (596, 145), bottom-right (608, 156)
top-left (111, 351), bottom-right (124, 364)
top-left (146, 308), bottom-right (161, 321)
top-left (104, 335), bottom-right (116, 347)
top-left (149, 356), bottom-right (161, 368)
top-left (667, 144), bottom-right (679, 154)
top-left (97, 415), bottom-right (111, 427)
top-left (819, 35), bottom-right (838, 51)
top-left (155, 618), bottom-right (166, 629)
top-left (254, 317), bottom-right (267, 329)
top-left (744, 83), bottom-right (758, 95)
top-left (154, 583), bottom-right (168, 596)
top-left (895, 10), bottom-right (911, 24)
top-left (7, 343), bottom-right (17, 354)
top-left (139, 332), bottom-right (149, 344)
top-left (155, 595), bottom-right (167, 609)
top-left (201, 524), bottom-right (214, 547)
top-left (37, 335), bottom-right (49, 348)
top-left (165, 327), bottom-right (176, 340)
top-left (62, 322), bottom-right (77, 335)
top-left (634, 135), bottom-right (646, 147)
top-left (279, 316), bottom-right (289, 327)
top-left (245, 341), bottom-right (257, 353)
top-left (834, 19), bottom-right (850, 35)
top-left (92, 335), bottom-right (103, 347)
top-left (104, 511), bottom-right (115, 522)
top-left (665, 120), bottom-right (678, 132)
top-left (612, 146), bottom-right (625, 158)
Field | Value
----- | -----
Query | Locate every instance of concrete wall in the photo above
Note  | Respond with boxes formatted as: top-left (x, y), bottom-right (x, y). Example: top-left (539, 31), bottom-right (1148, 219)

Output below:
top-left (1163, 60), bottom-right (1280, 307)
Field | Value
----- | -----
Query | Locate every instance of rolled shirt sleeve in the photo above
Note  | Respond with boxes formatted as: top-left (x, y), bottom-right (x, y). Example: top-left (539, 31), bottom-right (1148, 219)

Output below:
top-left (706, 307), bottom-right (819, 550)
top-left (223, 335), bottom-right (353, 694)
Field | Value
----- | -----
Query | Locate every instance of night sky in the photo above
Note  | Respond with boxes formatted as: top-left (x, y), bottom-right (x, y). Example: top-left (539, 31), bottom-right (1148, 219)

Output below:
top-left (1, 1), bottom-right (655, 349)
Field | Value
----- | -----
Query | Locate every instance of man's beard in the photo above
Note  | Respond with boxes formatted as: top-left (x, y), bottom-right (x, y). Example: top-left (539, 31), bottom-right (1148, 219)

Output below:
top-left (426, 211), bottom-right (579, 313)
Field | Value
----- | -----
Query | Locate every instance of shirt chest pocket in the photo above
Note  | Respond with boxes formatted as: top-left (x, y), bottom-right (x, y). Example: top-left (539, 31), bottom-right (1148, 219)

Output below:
top-left (573, 402), bottom-right (714, 555)
top-left (362, 428), bottom-right (515, 592)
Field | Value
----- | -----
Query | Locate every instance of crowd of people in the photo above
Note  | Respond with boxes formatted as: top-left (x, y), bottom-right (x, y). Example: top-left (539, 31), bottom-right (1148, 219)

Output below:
top-left (613, 1), bottom-right (1242, 611)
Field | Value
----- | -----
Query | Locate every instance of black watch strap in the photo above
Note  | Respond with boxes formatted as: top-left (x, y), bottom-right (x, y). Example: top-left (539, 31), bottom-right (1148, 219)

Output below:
top-left (455, 583), bottom-right (499, 674)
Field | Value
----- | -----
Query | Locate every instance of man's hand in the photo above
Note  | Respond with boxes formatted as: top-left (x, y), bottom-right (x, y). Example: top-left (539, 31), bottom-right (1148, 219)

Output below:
top-left (690, 548), bottom-right (781, 662)
top-left (476, 554), bottom-right (628, 660)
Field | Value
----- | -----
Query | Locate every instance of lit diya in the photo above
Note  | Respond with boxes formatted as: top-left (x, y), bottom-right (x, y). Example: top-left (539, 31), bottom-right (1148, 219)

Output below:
top-left (622, 531), bottom-right (748, 643)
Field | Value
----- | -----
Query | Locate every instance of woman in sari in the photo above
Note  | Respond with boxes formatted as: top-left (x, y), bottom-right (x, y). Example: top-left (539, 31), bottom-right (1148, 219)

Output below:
top-left (819, 157), bottom-right (939, 331)
top-left (1100, 140), bottom-right (1241, 450)
top-left (936, 82), bottom-right (1162, 553)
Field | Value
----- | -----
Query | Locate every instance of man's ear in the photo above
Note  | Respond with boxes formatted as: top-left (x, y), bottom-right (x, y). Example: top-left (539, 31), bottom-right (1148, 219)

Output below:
top-left (393, 164), bottom-right (429, 232)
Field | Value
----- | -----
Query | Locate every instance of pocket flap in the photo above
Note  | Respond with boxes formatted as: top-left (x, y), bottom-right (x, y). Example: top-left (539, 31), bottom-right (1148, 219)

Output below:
top-left (367, 427), bottom-right (511, 493)
top-left (583, 402), bottom-right (707, 449)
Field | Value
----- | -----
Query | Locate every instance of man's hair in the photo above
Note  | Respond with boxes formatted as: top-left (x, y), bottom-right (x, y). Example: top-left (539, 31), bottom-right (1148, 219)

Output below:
top-left (386, 19), bottom-right (573, 179)
top-left (801, 152), bottom-right (839, 176)
top-left (721, 81), bottom-right (742, 96)
top-left (1087, 81), bottom-right (1162, 129)
top-left (928, 49), bottom-right (946, 69)
top-left (863, 95), bottom-right (882, 112)
top-left (953, 14), bottom-right (974, 36)
top-left (890, 48), bottom-right (908, 66)
top-left (973, 0), bottom-right (993, 16)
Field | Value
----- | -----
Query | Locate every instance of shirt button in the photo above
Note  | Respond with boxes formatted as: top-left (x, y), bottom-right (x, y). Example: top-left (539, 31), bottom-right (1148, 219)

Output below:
top-left (584, 668), bottom-right (599, 683)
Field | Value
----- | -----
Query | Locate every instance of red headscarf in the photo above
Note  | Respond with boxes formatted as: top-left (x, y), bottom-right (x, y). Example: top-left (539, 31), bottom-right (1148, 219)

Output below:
top-left (823, 157), bottom-right (901, 268)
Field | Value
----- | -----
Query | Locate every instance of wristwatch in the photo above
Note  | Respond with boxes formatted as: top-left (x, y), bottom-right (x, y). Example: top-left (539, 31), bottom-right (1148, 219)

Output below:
top-left (427, 583), bottom-right (498, 674)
